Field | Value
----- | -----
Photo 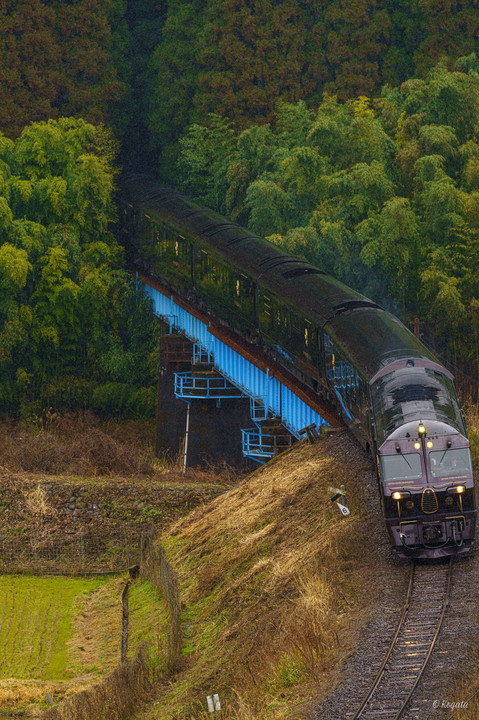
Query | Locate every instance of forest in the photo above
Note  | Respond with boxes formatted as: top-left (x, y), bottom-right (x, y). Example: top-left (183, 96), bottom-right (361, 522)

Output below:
top-left (1, 0), bottom-right (479, 416)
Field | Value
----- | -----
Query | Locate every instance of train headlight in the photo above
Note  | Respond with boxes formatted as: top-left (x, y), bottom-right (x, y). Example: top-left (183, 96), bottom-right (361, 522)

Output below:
top-left (406, 500), bottom-right (414, 510)
top-left (427, 441), bottom-right (433, 448)
top-left (414, 442), bottom-right (421, 450)
top-left (418, 423), bottom-right (426, 436)
top-left (392, 492), bottom-right (403, 500)
top-left (445, 496), bottom-right (454, 505)
top-left (448, 485), bottom-right (465, 494)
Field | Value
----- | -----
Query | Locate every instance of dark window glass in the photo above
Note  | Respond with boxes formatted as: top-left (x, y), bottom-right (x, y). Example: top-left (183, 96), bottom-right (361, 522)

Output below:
top-left (430, 448), bottom-right (472, 477)
top-left (381, 454), bottom-right (423, 481)
top-left (142, 219), bottom-right (191, 290)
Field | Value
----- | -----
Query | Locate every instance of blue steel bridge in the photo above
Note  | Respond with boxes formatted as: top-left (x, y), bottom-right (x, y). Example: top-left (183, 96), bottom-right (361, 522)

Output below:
top-left (139, 273), bottom-right (342, 464)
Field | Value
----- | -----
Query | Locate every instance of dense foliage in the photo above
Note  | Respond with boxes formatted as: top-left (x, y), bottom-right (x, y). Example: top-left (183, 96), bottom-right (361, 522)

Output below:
top-left (150, 0), bottom-right (479, 173)
top-left (0, 119), bottom-right (157, 419)
top-left (176, 60), bottom-right (479, 369)
top-left (0, 0), bottom-right (129, 138)
top-left (1, 0), bottom-right (479, 412)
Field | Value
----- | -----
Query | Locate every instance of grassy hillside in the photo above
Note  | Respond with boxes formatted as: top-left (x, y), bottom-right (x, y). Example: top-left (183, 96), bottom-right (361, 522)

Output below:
top-left (138, 430), bottom-right (408, 720)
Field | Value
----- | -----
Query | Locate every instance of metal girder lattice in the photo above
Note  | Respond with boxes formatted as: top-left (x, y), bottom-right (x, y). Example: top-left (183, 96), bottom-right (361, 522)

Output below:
top-left (241, 428), bottom-right (294, 464)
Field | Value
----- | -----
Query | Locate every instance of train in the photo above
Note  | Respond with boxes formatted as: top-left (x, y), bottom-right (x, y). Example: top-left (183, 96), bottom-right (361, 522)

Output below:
top-left (118, 176), bottom-right (476, 560)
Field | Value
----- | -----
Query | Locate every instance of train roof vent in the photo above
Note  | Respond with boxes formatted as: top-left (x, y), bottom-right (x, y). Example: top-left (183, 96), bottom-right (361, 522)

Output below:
top-left (148, 187), bottom-right (178, 200)
top-left (391, 385), bottom-right (439, 404)
top-left (259, 254), bottom-right (292, 267)
top-left (155, 193), bottom-right (190, 206)
top-left (333, 299), bottom-right (382, 314)
top-left (180, 207), bottom-right (208, 220)
top-left (226, 234), bottom-right (262, 246)
top-left (203, 222), bottom-right (240, 237)
top-left (267, 259), bottom-right (304, 270)
top-left (282, 267), bottom-right (325, 279)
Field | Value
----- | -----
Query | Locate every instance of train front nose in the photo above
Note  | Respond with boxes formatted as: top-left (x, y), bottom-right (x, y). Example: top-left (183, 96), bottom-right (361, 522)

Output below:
top-left (380, 429), bottom-right (476, 559)
top-left (394, 512), bottom-right (475, 559)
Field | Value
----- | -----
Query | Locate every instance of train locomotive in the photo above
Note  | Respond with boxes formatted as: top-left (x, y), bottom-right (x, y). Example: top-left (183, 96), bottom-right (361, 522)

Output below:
top-left (118, 176), bottom-right (476, 559)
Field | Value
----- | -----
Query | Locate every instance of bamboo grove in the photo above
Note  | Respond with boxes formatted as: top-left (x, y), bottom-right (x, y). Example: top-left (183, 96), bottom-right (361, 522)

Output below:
top-left (2, 0), bottom-right (479, 416)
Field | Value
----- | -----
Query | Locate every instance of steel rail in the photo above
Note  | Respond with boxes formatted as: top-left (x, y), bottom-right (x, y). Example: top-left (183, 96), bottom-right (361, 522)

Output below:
top-left (351, 561), bottom-right (415, 720)
top-left (392, 558), bottom-right (452, 720)
top-left (351, 558), bottom-right (452, 720)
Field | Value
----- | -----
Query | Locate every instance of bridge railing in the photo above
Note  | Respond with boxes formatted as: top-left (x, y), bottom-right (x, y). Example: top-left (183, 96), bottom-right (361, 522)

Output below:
top-left (175, 372), bottom-right (247, 400)
top-left (241, 428), bottom-right (294, 462)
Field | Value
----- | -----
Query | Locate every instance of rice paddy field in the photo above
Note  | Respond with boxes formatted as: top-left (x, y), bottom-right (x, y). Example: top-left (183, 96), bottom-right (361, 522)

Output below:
top-left (0, 574), bottom-right (167, 714)
top-left (0, 576), bottom-right (104, 682)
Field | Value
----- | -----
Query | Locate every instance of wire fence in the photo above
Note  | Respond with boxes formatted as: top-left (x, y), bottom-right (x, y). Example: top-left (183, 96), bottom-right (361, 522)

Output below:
top-left (140, 528), bottom-right (181, 670)
top-left (0, 528), bottom-right (143, 575)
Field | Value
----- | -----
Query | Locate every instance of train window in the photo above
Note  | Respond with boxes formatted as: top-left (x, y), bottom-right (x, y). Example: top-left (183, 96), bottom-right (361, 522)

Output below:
top-left (197, 249), bottom-right (234, 296)
top-left (234, 273), bottom-right (254, 300)
top-left (380, 454), bottom-right (423, 481)
top-left (232, 272), bottom-right (255, 325)
top-left (429, 448), bottom-right (472, 478)
top-left (327, 353), bottom-right (359, 393)
top-left (141, 219), bottom-right (192, 290)
top-left (193, 248), bottom-right (256, 330)
top-left (324, 339), bottom-right (368, 426)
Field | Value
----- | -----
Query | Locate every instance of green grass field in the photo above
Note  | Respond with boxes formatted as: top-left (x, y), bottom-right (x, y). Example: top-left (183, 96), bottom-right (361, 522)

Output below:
top-left (0, 575), bottom-right (106, 682)
top-left (0, 574), bottom-right (168, 712)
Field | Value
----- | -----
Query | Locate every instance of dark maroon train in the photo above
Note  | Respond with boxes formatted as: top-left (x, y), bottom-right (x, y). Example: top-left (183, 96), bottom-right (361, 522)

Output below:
top-left (119, 176), bottom-right (476, 559)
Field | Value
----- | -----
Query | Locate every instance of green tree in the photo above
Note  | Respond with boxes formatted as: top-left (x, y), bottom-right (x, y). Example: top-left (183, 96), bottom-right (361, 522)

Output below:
top-left (177, 114), bottom-right (235, 212)
top-left (414, 0), bottom-right (479, 75)
top-left (121, 0), bottom-right (166, 168)
top-left (195, 0), bottom-right (318, 125)
top-left (0, 118), bottom-right (157, 418)
top-left (149, 0), bottom-right (207, 176)
top-left (358, 197), bottom-right (421, 311)
top-left (320, 0), bottom-right (391, 99)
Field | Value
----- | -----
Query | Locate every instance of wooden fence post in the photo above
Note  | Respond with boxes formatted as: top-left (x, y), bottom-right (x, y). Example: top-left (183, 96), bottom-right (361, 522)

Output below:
top-left (121, 580), bottom-right (131, 663)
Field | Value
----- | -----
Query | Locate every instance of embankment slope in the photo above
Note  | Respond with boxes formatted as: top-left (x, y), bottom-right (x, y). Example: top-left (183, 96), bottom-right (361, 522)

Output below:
top-left (143, 430), bottom-right (409, 720)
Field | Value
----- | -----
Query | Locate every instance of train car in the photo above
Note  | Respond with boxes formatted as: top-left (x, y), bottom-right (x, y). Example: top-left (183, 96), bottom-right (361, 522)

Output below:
top-left (118, 176), bottom-right (476, 559)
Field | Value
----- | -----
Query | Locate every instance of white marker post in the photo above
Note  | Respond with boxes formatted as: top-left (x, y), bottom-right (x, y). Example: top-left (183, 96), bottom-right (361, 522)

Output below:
top-left (328, 485), bottom-right (350, 516)
top-left (207, 694), bottom-right (221, 718)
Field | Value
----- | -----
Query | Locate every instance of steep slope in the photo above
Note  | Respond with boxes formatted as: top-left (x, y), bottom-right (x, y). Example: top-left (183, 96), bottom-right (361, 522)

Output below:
top-left (142, 430), bottom-right (409, 719)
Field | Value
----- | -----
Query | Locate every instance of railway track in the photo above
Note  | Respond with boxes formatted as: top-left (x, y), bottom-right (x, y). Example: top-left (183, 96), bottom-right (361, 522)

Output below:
top-left (350, 559), bottom-right (452, 720)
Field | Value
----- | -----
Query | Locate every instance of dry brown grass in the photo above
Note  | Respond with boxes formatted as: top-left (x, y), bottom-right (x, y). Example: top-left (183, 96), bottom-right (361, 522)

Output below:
top-left (141, 431), bottom-right (397, 720)
top-left (67, 578), bottom-right (124, 677)
top-left (0, 678), bottom-right (79, 712)
top-left (0, 412), bottom-right (239, 486)
top-left (41, 646), bottom-right (154, 720)
top-left (0, 413), bottom-right (153, 477)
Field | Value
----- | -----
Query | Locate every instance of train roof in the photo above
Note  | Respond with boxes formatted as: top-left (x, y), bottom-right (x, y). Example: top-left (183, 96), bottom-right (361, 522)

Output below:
top-left (370, 363), bottom-right (465, 445)
top-left (326, 307), bottom-right (435, 381)
top-left (119, 175), bottom-right (442, 384)
top-left (120, 176), bottom-right (378, 320)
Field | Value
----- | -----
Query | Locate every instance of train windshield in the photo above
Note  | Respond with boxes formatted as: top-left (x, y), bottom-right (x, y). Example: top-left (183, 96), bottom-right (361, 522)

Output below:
top-left (381, 453), bottom-right (422, 482)
top-left (430, 448), bottom-right (473, 478)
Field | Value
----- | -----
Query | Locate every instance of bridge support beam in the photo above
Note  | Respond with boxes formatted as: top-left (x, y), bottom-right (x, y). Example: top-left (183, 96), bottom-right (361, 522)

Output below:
top-left (143, 278), bottom-right (329, 465)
